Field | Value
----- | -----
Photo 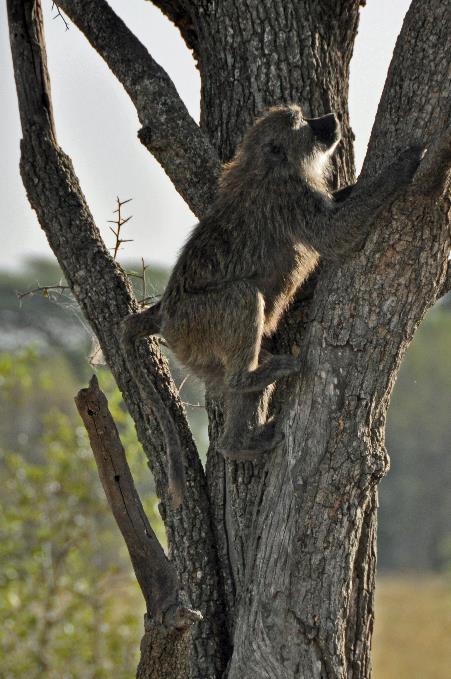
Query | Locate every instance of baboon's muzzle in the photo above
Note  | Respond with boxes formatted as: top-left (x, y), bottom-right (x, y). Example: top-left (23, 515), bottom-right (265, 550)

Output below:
top-left (306, 113), bottom-right (341, 147)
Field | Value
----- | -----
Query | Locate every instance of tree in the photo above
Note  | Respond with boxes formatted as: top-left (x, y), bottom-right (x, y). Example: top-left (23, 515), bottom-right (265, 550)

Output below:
top-left (7, 1), bottom-right (450, 677)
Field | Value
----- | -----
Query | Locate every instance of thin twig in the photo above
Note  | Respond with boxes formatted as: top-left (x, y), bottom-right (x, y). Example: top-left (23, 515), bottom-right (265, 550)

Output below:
top-left (51, 3), bottom-right (69, 31)
top-left (126, 258), bottom-right (156, 306)
top-left (140, 294), bottom-right (161, 305)
top-left (178, 375), bottom-right (189, 394)
top-left (16, 284), bottom-right (71, 301)
top-left (141, 257), bottom-right (148, 303)
top-left (109, 196), bottom-right (133, 259)
top-left (126, 259), bottom-right (148, 302)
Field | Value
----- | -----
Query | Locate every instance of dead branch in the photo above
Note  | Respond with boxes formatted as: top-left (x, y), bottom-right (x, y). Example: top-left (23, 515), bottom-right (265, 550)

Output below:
top-left (75, 375), bottom-right (202, 629)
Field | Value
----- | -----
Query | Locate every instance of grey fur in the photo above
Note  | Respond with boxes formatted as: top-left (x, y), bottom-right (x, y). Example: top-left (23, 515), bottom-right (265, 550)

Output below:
top-left (122, 104), bottom-right (423, 506)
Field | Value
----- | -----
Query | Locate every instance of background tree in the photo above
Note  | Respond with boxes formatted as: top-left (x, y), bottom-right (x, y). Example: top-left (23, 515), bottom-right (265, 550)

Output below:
top-left (6, 1), bottom-right (450, 678)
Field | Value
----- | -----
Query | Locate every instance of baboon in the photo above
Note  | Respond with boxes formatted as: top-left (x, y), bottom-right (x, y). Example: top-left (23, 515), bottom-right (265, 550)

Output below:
top-left (122, 104), bottom-right (422, 507)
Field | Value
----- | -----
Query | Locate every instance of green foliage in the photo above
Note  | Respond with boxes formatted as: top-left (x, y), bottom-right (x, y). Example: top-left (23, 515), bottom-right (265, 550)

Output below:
top-left (0, 351), bottom-right (158, 679)
top-left (380, 302), bottom-right (451, 571)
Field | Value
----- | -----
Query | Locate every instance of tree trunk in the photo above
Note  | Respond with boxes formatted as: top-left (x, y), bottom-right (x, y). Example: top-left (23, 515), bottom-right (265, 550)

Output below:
top-left (8, 0), bottom-right (450, 677)
top-left (196, 1), bottom-right (449, 676)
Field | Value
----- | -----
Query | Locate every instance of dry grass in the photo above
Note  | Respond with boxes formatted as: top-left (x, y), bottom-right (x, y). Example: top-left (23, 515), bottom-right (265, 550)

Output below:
top-left (98, 572), bottom-right (451, 677)
top-left (373, 575), bottom-right (451, 679)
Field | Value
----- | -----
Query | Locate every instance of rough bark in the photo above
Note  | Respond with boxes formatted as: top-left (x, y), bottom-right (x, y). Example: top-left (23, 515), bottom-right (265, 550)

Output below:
top-left (195, 4), bottom-right (362, 642)
top-left (8, 0), bottom-right (450, 678)
top-left (137, 617), bottom-right (193, 679)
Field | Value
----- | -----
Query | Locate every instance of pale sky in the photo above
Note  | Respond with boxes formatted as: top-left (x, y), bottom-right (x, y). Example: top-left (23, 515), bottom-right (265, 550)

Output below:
top-left (0, 0), bottom-right (411, 272)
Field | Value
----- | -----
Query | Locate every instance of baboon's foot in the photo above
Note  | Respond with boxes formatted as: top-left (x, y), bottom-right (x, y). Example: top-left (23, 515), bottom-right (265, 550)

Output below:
top-left (218, 422), bottom-right (284, 461)
top-left (228, 354), bottom-right (299, 393)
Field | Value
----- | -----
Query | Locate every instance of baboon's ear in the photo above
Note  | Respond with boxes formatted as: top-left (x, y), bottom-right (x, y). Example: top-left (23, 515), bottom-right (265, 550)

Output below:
top-left (265, 142), bottom-right (287, 162)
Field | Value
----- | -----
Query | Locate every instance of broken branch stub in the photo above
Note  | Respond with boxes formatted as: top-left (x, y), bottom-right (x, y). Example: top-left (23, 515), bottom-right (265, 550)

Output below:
top-left (74, 375), bottom-right (202, 630)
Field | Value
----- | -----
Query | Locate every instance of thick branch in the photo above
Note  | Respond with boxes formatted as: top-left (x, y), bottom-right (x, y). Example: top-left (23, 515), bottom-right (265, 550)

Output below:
top-left (8, 0), bottom-right (56, 139)
top-left (56, 0), bottom-right (219, 217)
top-left (75, 375), bottom-right (201, 629)
top-left (220, 1), bottom-right (450, 675)
top-left (362, 0), bottom-right (450, 178)
top-left (358, 0), bottom-right (451, 297)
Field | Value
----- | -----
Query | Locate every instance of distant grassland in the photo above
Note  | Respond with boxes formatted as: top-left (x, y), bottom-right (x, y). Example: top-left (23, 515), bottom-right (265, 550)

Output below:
top-left (373, 575), bottom-right (451, 679)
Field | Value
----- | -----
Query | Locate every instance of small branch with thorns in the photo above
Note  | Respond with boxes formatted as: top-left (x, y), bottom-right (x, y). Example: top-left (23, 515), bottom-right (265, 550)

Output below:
top-left (17, 284), bottom-right (71, 303)
top-left (109, 197), bottom-right (133, 260)
top-left (16, 196), bottom-right (172, 367)
top-left (127, 257), bottom-right (156, 306)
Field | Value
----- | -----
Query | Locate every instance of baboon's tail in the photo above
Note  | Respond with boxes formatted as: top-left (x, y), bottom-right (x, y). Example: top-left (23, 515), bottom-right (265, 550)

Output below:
top-left (121, 303), bottom-right (185, 508)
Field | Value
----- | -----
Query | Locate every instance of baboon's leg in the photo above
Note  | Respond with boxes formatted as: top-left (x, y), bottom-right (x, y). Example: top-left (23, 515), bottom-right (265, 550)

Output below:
top-left (226, 352), bottom-right (299, 393)
top-left (218, 385), bottom-right (283, 459)
top-left (223, 288), bottom-right (298, 393)
top-left (227, 354), bottom-right (299, 393)
top-left (121, 302), bottom-right (162, 344)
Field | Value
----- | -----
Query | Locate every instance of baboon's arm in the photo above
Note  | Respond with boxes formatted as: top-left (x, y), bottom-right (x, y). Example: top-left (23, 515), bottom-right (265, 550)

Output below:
top-left (305, 145), bottom-right (424, 259)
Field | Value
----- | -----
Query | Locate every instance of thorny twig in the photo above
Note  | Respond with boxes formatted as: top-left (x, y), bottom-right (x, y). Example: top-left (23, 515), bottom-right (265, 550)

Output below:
top-left (108, 199), bottom-right (164, 307)
top-left (17, 284), bottom-right (71, 303)
top-left (127, 257), bottom-right (153, 305)
top-left (109, 197), bottom-right (133, 260)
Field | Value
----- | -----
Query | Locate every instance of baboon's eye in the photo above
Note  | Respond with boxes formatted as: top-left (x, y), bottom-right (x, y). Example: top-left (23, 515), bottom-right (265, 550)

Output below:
top-left (266, 143), bottom-right (287, 161)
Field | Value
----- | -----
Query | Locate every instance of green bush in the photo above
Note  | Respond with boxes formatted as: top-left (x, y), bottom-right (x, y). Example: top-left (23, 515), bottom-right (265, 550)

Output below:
top-left (0, 350), bottom-right (162, 679)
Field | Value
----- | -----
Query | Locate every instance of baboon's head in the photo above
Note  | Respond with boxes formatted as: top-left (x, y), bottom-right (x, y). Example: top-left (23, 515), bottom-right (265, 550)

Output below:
top-left (230, 104), bottom-right (341, 186)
